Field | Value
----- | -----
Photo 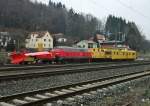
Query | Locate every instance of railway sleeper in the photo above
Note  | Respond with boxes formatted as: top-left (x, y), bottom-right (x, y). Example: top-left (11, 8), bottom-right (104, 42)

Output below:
top-left (34, 94), bottom-right (49, 99)
top-left (0, 102), bottom-right (15, 106)
top-left (12, 99), bottom-right (28, 105)
top-left (24, 96), bottom-right (39, 102)
top-left (0, 71), bottom-right (150, 106)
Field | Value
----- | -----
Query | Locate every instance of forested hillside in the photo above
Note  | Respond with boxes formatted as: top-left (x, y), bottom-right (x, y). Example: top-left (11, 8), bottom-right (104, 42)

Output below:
top-left (0, 0), bottom-right (100, 39)
top-left (0, 0), bottom-right (149, 52)
top-left (105, 15), bottom-right (150, 52)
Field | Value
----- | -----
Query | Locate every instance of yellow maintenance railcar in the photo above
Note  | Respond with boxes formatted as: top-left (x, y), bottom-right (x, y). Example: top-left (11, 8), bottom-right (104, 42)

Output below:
top-left (89, 48), bottom-right (137, 61)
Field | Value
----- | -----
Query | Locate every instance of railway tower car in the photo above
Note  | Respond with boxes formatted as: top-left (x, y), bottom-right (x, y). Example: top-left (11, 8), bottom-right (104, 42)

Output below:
top-left (90, 47), bottom-right (137, 61)
top-left (110, 48), bottom-right (137, 60)
top-left (89, 48), bottom-right (111, 62)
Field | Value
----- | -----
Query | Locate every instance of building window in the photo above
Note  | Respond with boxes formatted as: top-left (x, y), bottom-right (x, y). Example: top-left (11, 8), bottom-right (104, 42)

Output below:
top-left (88, 43), bottom-right (93, 48)
top-left (83, 45), bottom-right (85, 48)
top-left (49, 39), bottom-right (51, 42)
top-left (44, 39), bottom-right (46, 42)
top-left (49, 44), bottom-right (51, 47)
top-left (44, 44), bottom-right (46, 47)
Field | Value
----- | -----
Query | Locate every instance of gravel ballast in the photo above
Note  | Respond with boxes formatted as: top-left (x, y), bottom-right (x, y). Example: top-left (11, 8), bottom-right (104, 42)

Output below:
top-left (0, 65), bottom-right (150, 97)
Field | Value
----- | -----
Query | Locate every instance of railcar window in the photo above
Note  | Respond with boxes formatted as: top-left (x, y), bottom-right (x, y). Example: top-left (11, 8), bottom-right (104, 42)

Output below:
top-left (101, 50), bottom-right (104, 52)
top-left (105, 51), bottom-right (111, 55)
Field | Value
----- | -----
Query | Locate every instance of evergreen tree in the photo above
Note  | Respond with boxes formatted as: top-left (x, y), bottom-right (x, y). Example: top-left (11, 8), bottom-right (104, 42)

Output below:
top-left (105, 15), bottom-right (150, 52)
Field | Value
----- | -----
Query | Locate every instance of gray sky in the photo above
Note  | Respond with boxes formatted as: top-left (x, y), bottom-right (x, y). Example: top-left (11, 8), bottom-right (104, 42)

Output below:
top-left (37, 0), bottom-right (150, 40)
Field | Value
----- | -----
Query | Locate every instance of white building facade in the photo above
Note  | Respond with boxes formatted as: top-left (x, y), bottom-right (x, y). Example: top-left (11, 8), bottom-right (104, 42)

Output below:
top-left (75, 40), bottom-right (97, 49)
top-left (25, 31), bottom-right (53, 51)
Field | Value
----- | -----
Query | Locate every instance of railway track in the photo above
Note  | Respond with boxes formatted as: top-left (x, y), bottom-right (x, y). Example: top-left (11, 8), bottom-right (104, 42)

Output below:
top-left (0, 61), bottom-right (122, 71)
top-left (0, 60), bottom-right (148, 71)
top-left (0, 61), bottom-right (150, 81)
top-left (0, 70), bottom-right (150, 106)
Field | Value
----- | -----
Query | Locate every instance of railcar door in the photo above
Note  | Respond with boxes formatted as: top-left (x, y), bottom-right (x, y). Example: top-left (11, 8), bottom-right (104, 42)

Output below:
top-left (105, 50), bottom-right (112, 59)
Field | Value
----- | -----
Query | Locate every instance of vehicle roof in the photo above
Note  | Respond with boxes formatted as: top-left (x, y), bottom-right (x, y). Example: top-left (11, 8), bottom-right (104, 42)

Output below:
top-left (53, 46), bottom-right (88, 52)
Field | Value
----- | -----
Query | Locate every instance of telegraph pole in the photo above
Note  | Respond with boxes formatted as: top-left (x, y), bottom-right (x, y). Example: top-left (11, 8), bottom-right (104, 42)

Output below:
top-left (17, 39), bottom-right (19, 51)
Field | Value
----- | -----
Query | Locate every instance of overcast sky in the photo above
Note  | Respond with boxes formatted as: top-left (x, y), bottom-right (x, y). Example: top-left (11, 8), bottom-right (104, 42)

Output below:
top-left (37, 0), bottom-right (150, 40)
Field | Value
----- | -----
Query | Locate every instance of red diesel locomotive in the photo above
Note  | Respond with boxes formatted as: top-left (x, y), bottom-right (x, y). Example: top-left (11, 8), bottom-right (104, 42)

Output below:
top-left (52, 46), bottom-right (91, 63)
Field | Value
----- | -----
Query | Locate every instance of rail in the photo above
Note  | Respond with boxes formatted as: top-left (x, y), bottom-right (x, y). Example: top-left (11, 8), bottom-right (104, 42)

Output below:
top-left (0, 71), bottom-right (150, 106)
top-left (0, 62), bottom-right (150, 81)
top-left (0, 60), bottom-right (149, 71)
top-left (0, 61), bottom-right (125, 71)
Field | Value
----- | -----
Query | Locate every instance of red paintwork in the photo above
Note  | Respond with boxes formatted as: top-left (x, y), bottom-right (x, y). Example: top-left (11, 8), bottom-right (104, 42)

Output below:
top-left (24, 52), bottom-right (54, 59)
top-left (10, 52), bottom-right (26, 64)
top-left (10, 51), bottom-right (54, 64)
top-left (52, 48), bottom-right (92, 59)
top-left (10, 47), bottom-right (92, 64)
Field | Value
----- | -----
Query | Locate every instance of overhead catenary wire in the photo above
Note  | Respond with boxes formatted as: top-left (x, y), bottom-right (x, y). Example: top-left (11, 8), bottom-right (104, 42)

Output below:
top-left (88, 0), bottom-right (150, 22)
top-left (88, 0), bottom-right (114, 14)
top-left (88, 0), bottom-right (150, 36)
top-left (116, 0), bottom-right (150, 21)
top-left (53, 0), bottom-right (150, 23)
